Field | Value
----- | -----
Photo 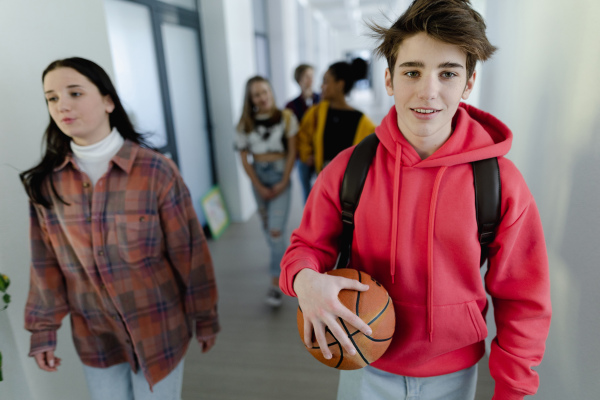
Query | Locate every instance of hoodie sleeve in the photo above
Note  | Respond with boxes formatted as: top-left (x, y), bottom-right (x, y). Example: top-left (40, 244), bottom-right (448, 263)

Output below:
top-left (486, 159), bottom-right (552, 399)
top-left (279, 152), bottom-right (350, 296)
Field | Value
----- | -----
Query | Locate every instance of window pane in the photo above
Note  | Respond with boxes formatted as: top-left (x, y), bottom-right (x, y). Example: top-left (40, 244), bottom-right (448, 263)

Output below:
top-left (159, 0), bottom-right (196, 11)
top-left (255, 35), bottom-right (270, 78)
top-left (252, 0), bottom-right (268, 34)
top-left (162, 23), bottom-right (212, 224)
top-left (104, 0), bottom-right (168, 148)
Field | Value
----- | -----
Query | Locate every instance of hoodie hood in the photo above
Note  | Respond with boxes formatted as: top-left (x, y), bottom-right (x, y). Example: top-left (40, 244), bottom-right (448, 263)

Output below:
top-left (375, 102), bottom-right (513, 167)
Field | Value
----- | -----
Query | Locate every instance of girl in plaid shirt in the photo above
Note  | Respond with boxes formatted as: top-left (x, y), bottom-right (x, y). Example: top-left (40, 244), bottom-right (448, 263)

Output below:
top-left (20, 57), bottom-right (220, 399)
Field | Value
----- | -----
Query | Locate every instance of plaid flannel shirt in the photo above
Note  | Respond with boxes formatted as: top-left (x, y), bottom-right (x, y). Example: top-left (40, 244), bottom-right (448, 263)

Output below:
top-left (24, 140), bottom-right (219, 388)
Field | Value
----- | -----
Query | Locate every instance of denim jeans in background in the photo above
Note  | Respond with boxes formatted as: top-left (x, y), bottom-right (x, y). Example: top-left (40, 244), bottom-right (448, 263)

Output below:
top-left (337, 364), bottom-right (477, 400)
top-left (252, 158), bottom-right (291, 277)
top-left (83, 358), bottom-right (184, 400)
top-left (296, 159), bottom-right (314, 203)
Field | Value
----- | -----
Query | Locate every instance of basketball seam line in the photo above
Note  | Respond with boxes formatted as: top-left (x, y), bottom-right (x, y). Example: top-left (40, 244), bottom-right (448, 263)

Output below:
top-left (340, 317), bottom-right (369, 366)
top-left (314, 327), bottom-right (340, 348)
top-left (356, 270), bottom-right (362, 317)
top-left (333, 340), bottom-right (344, 369)
top-left (347, 295), bottom-right (392, 338)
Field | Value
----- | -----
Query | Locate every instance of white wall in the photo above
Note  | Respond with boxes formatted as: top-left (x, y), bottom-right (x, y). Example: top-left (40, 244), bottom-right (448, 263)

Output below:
top-left (198, 0), bottom-right (257, 222)
top-left (478, 1), bottom-right (600, 398)
top-left (267, 0), bottom-right (299, 108)
top-left (0, 1), bottom-right (112, 399)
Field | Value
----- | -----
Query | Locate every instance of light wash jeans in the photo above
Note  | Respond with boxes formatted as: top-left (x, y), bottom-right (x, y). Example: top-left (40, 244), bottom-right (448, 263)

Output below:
top-left (337, 364), bottom-right (478, 400)
top-left (252, 158), bottom-right (291, 278)
top-left (83, 359), bottom-right (184, 400)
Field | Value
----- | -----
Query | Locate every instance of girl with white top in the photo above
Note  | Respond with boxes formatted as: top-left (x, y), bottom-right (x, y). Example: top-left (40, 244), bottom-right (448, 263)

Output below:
top-left (235, 76), bottom-right (298, 307)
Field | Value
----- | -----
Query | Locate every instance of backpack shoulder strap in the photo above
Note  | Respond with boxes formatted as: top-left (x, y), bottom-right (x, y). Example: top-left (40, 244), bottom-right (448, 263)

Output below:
top-left (335, 133), bottom-right (380, 269)
top-left (472, 157), bottom-right (501, 266)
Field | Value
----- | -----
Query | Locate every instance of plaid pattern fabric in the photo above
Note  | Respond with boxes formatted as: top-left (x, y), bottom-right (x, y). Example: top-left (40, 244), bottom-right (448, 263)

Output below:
top-left (24, 140), bottom-right (219, 388)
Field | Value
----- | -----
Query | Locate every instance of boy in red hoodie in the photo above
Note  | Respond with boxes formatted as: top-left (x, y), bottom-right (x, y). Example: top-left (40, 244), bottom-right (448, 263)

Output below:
top-left (280, 0), bottom-right (551, 399)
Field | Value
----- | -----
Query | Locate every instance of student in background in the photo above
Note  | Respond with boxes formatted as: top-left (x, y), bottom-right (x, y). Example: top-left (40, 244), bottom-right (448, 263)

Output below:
top-left (236, 76), bottom-right (298, 307)
top-left (285, 64), bottom-right (320, 203)
top-left (298, 58), bottom-right (376, 176)
top-left (21, 57), bottom-right (219, 399)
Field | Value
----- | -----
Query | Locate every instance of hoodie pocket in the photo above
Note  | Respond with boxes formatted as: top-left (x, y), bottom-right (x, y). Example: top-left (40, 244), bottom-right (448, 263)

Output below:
top-left (389, 300), bottom-right (488, 363)
top-left (465, 300), bottom-right (488, 342)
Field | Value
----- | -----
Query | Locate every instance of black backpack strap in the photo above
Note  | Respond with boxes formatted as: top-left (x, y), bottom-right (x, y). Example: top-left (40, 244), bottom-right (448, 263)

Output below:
top-left (335, 134), bottom-right (380, 269)
top-left (472, 157), bottom-right (501, 266)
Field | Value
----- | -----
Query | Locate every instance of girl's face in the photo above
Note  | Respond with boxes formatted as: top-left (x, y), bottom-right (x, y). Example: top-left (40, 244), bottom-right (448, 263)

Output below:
top-left (43, 67), bottom-right (115, 146)
top-left (320, 70), bottom-right (345, 101)
top-left (250, 81), bottom-right (274, 114)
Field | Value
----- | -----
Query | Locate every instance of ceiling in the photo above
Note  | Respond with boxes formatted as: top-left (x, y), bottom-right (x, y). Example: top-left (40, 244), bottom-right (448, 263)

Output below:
top-left (306, 0), bottom-right (408, 34)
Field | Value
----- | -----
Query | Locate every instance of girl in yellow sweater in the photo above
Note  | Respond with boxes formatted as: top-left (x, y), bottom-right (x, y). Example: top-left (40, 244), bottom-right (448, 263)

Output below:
top-left (298, 59), bottom-right (376, 175)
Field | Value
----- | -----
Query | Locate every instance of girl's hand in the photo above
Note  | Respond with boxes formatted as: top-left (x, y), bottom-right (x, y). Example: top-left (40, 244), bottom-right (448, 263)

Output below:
top-left (198, 336), bottom-right (217, 353)
top-left (33, 350), bottom-right (62, 372)
top-left (256, 184), bottom-right (274, 200)
top-left (271, 180), bottom-right (289, 197)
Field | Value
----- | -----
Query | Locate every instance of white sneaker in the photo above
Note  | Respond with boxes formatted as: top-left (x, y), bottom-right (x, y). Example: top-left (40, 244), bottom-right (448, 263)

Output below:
top-left (265, 288), bottom-right (283, 307)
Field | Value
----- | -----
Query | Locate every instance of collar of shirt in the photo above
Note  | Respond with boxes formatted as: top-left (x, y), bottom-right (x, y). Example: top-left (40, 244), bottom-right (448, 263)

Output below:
top-left (54, 139), bottom-right (140, 174)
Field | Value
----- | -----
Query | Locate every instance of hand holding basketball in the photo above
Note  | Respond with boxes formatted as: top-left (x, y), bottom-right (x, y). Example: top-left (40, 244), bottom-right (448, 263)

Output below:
top-left (295, 268), bottom-right (395, 369)
top-left (294, 268), bottom-right (372, 360)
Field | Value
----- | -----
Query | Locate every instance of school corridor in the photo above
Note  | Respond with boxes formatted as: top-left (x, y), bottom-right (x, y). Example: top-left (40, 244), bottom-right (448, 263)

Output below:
top-left (1, 1), bottom-right (599, 399)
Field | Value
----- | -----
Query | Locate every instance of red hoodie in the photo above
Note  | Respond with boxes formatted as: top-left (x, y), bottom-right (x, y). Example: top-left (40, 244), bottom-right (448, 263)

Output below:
top-left (280, 103), bottom-right (551, 399)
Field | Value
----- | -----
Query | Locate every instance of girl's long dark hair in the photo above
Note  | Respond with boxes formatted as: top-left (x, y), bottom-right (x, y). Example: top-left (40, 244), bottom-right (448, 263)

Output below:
top-left (328, 58), bottom-right (368, 95)
top-left (20, 57), bottom-right (150, 208)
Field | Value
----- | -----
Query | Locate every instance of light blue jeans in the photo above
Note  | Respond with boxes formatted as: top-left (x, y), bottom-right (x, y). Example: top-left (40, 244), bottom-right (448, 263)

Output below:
top-left (252, 158), bottom-right (291, 278)
top-left (83, 359), bottom-right (184, 400)
top-left (337, 364), bottom-right (478, 400)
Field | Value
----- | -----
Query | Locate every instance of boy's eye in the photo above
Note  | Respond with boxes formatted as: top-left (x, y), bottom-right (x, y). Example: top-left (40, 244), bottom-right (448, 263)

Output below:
top-left (71, 92), bottom-right (82, 97)
top-left (405, 71), bottom-right (419, 78)
top-left (46, 96), bottom-right (57, 102)
top-left (441, 72), bottom-right (457, 79)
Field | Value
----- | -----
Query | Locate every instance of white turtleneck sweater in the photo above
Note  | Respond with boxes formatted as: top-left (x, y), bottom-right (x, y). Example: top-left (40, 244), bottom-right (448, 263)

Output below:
top-left (70, 128), bottom-right (125, 186)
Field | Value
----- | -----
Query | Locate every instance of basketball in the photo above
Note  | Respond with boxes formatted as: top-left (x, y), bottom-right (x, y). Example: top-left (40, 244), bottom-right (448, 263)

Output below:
top-left (297, 268), bottom-right (395, 370)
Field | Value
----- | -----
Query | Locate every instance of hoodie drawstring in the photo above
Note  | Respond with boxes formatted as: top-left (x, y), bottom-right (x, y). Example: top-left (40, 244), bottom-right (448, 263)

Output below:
top-left (427, 166), bottom-right (447, 342)
top-left (390, 143), bottom-right (403, 283)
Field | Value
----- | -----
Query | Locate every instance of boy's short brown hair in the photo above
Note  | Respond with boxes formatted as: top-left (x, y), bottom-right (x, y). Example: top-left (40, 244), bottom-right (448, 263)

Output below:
top-left (294, 64), bottom-right (314, 84)
top-left (371, 0), bottom-right (497, 79)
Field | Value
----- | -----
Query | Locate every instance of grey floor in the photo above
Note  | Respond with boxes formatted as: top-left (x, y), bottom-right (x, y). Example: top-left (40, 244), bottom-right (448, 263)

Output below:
top-left (182, 171), bottom-right (495, 399)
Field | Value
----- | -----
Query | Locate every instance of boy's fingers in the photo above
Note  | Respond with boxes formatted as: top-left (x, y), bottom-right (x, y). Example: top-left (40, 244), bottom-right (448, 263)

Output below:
top-left (338, 307), bottom-right (372, 336)
top-left (342, 279), bottom-right (370, 292)
top-left (325, 316), bottom-right (357, 356)
top-left (303, 318), bottom-right (314, 348)
top-left (313, 322), bottom-right (332, 359)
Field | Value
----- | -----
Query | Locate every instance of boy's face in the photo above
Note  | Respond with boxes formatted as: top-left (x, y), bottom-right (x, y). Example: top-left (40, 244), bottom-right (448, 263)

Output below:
top-left (385, 32), bottom-right (475, 145)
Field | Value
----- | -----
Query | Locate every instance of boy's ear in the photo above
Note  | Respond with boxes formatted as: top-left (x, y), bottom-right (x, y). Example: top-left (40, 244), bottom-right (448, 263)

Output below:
top-left (385, 68), bottom-right (394, 96)
top-left (461, 70), bottom-right (477, 100)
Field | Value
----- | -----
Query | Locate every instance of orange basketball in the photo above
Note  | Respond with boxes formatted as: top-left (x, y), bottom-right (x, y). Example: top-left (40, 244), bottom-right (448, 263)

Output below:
top-left (297, 268), bottom-right (395, 370)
